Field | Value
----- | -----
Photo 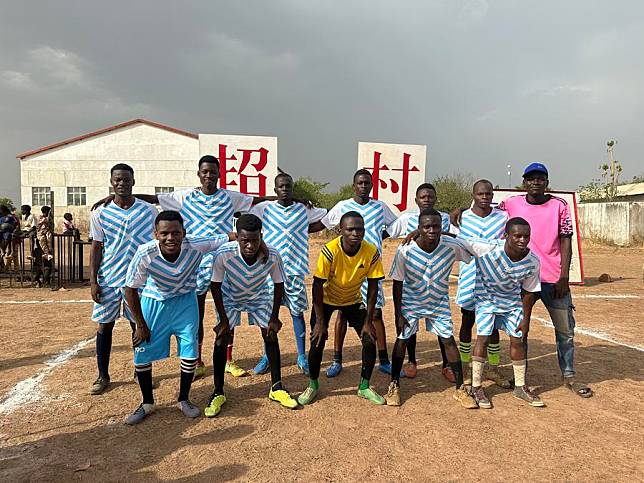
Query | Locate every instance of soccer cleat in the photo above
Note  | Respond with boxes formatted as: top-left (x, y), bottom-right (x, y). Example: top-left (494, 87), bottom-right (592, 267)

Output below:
top-left (485, 365), bottom-right (512, 389)
top-left (513, 385), bottom-right (545, 407)
top-left (453, 387), bottom-right (479, 409)
top-left (403, 362), bottom-right (418, 378)
top-left (179, 400), bottom-right (201, 418)
top-left (193, 362), bottom-right (206, 380)
top-left (297, 354), bottom-right (309, 375)
top-left (472, 386), bottom-right (492, 409)
top-left (297, 386), bottom-right (318, 406)
top-left (441, 366), bottom-right (456, 384)
top-left (124, 403), bottom-right (154, 425)
top-left (385, 382), bottom-right (401, 406)
top-left (269, 389), bottom-right (298, 409)
top-left (90, 377), bottom-right (110, 395)
top-left (378, 362), bottom-right (392, 375)
top-left (357, 386), bottom-right (386, 405)
top-left (326, 361), bottom-right (343, 378)
top-left (225, 360), bottom-right (248, 378)
top-left (204, 394), bottom-right (226, 417)
top-left (252, 355), bottom-right (269, 375)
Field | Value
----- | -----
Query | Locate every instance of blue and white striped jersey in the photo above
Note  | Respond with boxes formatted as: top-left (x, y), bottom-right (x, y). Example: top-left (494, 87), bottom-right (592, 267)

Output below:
top-left (386, 210), bottom-right (450, 238)
top-left (389, 237), bottom-right (472, 320)
top-left (125, 235), bottom-right (229, 300)
top-left (250, 201), bottom-right (326, 276)
top-left (322, 198), bottom-right (398, 252)
top-left (211, 242), bottom-right (285, 307)
top-left (158, 188), bottom-right (253, 237)
top-left (468, 239), bottom-right (541, 312)
top-left (455, 208), bottom-right (509, 308)
top-left (90, 199), bottom-right (157, 287)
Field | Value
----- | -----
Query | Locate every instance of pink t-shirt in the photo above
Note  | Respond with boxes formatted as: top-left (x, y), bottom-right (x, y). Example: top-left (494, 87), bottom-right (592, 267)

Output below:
top-left (498, 195), bottom-right (573, 284)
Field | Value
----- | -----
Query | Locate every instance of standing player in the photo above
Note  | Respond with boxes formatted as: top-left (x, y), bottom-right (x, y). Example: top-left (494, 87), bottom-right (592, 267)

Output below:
top-left (454, 180), bottom-right (511, 389)
top-left (386, 209), bottom-right (477, 408)
top-left (298, 211), bottom-right (386, 406)
top-left (205, 214), bottom-right (298, 417)
top-left (466, 218), bottom-right (544, 408)
top-left (89, 163), bottom-right (157, 395)
top-left (386, 182), bottom-right (454, 381)
top-left (498, 163), bottom-right (592, 398)
top-left (250, 172), bottom-right (327, 375)
top-left (123, 211), bottom-right (232, 424)
top-left (321, 169), bottom-right (398, 377)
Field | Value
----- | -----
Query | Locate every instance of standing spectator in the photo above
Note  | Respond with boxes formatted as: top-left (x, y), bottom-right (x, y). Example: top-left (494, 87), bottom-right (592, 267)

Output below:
top-left (37, 205), bottom-right (54, 261)
top-left (0, 205), bottom-right (16, 270)
top-left (20, 205), bottom-right (36, 236)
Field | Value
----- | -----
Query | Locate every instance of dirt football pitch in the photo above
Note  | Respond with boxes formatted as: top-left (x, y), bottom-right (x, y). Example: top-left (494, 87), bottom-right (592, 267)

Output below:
top-left (1, 241), bottom-right (642, 482)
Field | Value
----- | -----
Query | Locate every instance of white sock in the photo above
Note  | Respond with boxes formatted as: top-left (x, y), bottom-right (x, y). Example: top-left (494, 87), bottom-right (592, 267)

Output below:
top-left (472, 359), bottom-right (484, 387)
top-left (513, 360), bottom-right (527, 387)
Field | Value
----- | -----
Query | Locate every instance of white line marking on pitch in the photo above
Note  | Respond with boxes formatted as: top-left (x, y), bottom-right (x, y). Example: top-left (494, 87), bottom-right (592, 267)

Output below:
top-left (0, 299), bottom-right (94, 305)
top-left (0, 337), bottom-right (94, 415)
top-left (532, 317), bottom-right (643, 352)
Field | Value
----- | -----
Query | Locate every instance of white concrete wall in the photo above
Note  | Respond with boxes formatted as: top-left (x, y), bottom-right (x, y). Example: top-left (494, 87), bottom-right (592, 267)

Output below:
top-left (578, 202), bottom-right (644, 246)
top-left (20, 123), bottom-right (199, 231)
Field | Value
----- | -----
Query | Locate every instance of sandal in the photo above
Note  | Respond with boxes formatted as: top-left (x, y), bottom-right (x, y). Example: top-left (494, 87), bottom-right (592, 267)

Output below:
top-left (564, 380), bottom-right (593, 398)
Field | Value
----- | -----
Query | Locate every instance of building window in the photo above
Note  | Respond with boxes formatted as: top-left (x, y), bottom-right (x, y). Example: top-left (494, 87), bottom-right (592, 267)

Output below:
top-left (67, 187), bottom-right (87, 206)
top-left (155, 186), bottom-right (174, 194)
top-left (32, 187), bottom-right (51, 206)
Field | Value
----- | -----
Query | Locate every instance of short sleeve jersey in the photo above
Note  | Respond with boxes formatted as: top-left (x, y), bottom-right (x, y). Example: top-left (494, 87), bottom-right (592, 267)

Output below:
top-left (467, 239), bottom-right (541, 311)
top-left (314, 236), bottom-right (385, 306)
top-left (386, 210), bottom-right (450, 238)
top-left (250, 201), bottom-right (326, 276)
top-left (158, 188), bottom-right (253, 237)
top-left (211, 242), bottom-right (285, 307)
top-left (322, 199), bottom-right (398, 252)
top-left (389, 237), bottom-right (472, 318)
top-left (90, 199), bottom-right (157, 287)
top-left (126, 235), bottom-right (229, 300)
top-left (498, 195), bottom-right (573, 283)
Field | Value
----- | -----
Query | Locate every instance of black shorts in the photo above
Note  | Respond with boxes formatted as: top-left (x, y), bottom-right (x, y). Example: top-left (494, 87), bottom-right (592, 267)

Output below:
top-left (310, 303), bottom-right (366, 332)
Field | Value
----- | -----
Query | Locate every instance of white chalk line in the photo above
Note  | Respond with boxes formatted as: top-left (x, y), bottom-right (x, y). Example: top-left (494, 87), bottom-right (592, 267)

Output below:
top-left (531, 317), bottom-right (643, 352)
top-left (0, 299), bottom-right (94, 305)
top-left (0, 337), bottom-right (94, 415)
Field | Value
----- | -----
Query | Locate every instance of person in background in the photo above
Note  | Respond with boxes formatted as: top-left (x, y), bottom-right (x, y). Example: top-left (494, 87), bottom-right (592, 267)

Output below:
top-left (36, 206), bottom-right (54, 261)
top-left (61, 213), bottom-right (80, 239)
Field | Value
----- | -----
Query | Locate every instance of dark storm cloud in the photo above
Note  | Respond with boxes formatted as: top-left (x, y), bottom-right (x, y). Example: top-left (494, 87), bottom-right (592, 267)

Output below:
top-left (1, 0), bottom-right (643, 203)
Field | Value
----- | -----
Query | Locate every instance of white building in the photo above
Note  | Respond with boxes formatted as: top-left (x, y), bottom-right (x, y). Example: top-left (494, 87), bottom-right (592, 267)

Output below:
top-left (17, 119), bottom-right (200, 230)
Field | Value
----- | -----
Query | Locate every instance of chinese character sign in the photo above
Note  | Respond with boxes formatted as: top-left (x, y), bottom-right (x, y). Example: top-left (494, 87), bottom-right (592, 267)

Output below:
top-left (199, 134), bottom-right (278, 196)
top-left (357, 142), bottom-right (427, 215)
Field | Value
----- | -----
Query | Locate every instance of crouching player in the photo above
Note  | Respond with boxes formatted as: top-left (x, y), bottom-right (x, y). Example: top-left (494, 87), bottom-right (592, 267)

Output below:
top-left (387, 209), bottom-right (477, 408)
top-left (123, 211), bottom-right (232, 425)
top-left (468, 217), bottom-right (544, 408)
top-left (205, 214), bottom-right (298, 417)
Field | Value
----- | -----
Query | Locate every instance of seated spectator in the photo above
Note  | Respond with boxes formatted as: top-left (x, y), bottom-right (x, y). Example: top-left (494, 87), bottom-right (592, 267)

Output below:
top-left (61, 212), bottom-right (80, 239)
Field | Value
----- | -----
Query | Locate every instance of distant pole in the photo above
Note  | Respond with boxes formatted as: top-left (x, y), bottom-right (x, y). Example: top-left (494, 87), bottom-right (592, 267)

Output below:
top-left (507, 164), bottom-right (512, 188)
top-left (607, 140), bottom-right (617, 199)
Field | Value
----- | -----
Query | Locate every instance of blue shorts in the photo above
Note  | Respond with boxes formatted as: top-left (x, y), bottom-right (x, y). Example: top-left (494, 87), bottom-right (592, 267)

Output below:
top-left (91, 286), bottom-right (133, 324)
top-left (133, 291), bottom-right (199, 365)
top-left (476, 303), bottom-right (523, 338)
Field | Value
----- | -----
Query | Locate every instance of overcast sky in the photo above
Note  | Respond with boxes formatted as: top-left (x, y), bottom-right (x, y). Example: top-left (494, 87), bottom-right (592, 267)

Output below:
top-left (1, 1), bottom-right (643, 203)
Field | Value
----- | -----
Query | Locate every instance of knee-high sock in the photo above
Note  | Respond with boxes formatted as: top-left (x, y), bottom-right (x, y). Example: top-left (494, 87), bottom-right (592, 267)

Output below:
top-left (487, 343), bottom-right (501, 366)
top-left (179, 358), bottom-right (197, 401)
top-left (449, 360), bottom-right (464, 389)
top-left (391, 339), bottom-right (406, 384)
top-left (292, 312), bottom-right (306, 357)
top-left (264, 335), bottom-right (283, 390)
top-left (438, 337), bottom-right (448, 368)
top-left (308, 336), bottom-right (326, 381)
top-left (212, 338), bottom-right (227, 395)
top-left (96, 329), bottom-right (112, 379)
top-left (407, 334), bottom-right (417, 364)
top-left (361, 334), bottom-right (377, 382)
top-left (135, 363), bottom-right (154, 404)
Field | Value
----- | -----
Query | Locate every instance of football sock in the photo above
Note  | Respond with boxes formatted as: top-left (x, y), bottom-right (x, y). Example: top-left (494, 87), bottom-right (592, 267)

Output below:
top-left (292, 313), bottom-right (307, 357)
top-left (264, 336), bottom-right (282, 389)
top-left (135, 363), bottom-right (154, 405)
top-left (407, 334), bottom-right (417, 364)
top-left (333, 350), bottom-right (342, 364)
top-left (95, 329), bottom-right (112, 380)
top-left (449, 361), bottom-right (464, 389)
top-left (459, 341), bottom-right (472, 363)
top-left (178, 358), bottom-right (197, 401)
top-left (513, 359), bottom-right (527, 387)
top-left (438, 337), bottom-right (449, 368)
top-left (487, 343), bottom-right (501, 366)
top-left (361, 334), bottom-right (377, 380)
top-left (378, 349), bottom-right (389, 366)
top-left (213, 339), bottom-right (227, 395)
top-left (472, 356), bottom-right (485, 387)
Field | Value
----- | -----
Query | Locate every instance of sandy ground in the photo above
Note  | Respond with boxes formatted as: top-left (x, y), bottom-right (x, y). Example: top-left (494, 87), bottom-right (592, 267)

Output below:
top-left (0, 242), bottom-right (642, 482)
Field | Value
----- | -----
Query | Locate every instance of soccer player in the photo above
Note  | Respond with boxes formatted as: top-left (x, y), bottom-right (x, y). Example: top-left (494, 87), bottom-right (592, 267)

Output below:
top-left (498, 163), bottom-right (592, 398)
top-left (123, 210), bottom-right (233, 425)
top-left (89, 163), bottom-right (157, 395)
top-left (250, 172), bottom-right (327, 375)
top-left (386, 209), bottom-right (478, 408)
top-left (467, 217), bottom-right (544, 408)
top-left (386, 182), bottom-right (454, 381)
top-left (321, 169), bottom-right (398, 377)
top-left (454, 180), bottom-right (511, 389)
top-left (298, 211), bottom-right (386, 406)
top-left (205, 214), bottom-right (298, 417)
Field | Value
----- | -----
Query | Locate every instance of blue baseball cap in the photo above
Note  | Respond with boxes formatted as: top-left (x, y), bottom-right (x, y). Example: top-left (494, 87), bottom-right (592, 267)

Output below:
top-left (523, 162), bottom-right (548, 177)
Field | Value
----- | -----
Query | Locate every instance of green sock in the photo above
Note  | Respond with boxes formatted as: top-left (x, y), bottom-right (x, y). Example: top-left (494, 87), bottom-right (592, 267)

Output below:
top-left (309, 379), bottom-right (319, 390)
top-left (358, 377), bottom-right (369, 390)
top-left (487, 343), bottom-right (501, 366)
top-left (459, 341), bottom-right (472, 363)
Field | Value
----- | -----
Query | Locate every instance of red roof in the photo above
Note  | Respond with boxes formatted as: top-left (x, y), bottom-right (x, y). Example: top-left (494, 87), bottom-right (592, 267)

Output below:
top-left (16, 118), bottom-right (198, 159)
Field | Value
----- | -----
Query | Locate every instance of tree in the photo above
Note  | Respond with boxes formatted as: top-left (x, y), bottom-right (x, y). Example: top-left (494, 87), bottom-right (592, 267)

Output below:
top-left (0, 197), bottom-right (15, 211)
top-left (431, 172), bottom-right (475, 212)
top-left (293, 177), bottom-right (354, 210)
